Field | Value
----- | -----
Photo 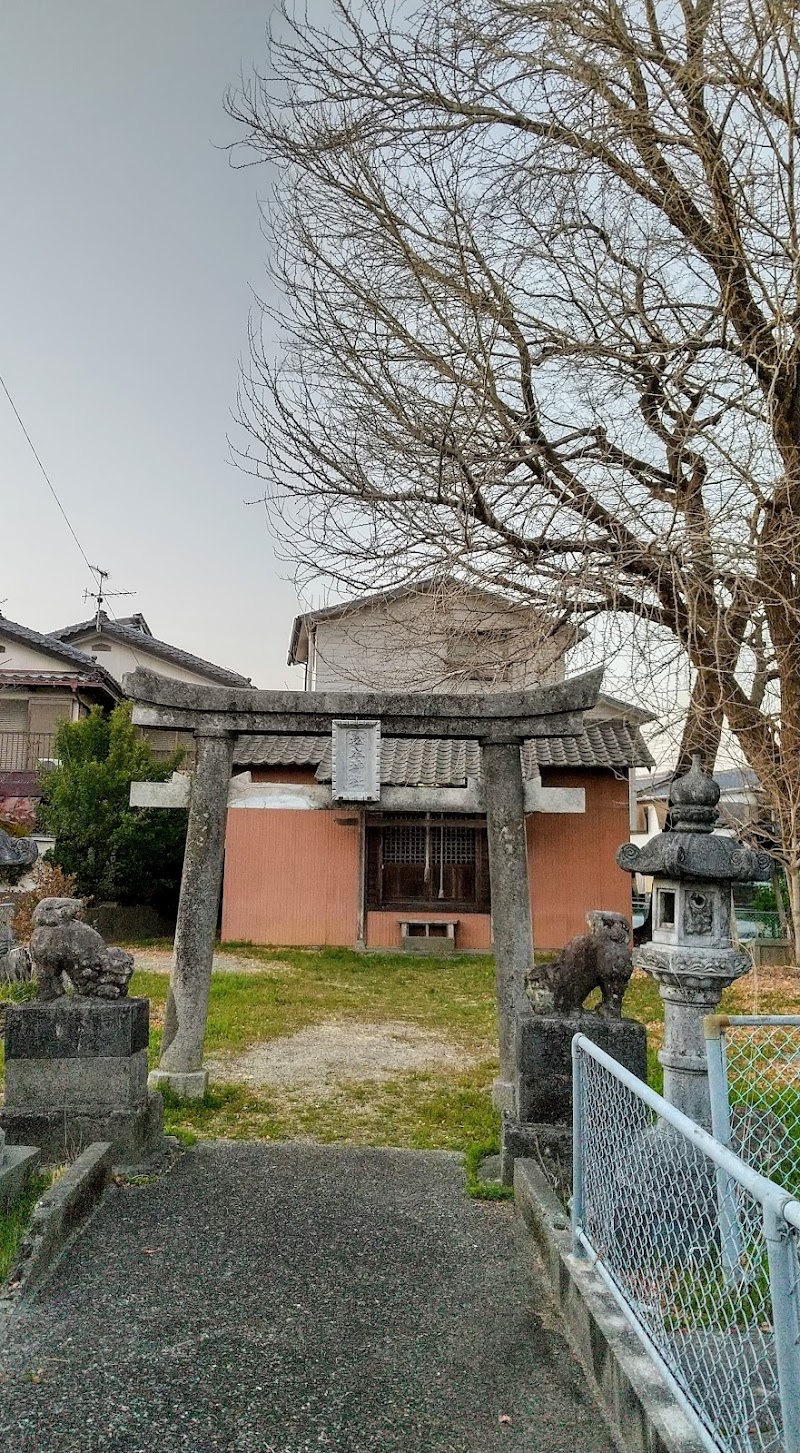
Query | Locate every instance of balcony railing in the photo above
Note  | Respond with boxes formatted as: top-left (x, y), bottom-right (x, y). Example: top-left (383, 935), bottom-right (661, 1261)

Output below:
top-left (0, 733), bottom-right (59, 773)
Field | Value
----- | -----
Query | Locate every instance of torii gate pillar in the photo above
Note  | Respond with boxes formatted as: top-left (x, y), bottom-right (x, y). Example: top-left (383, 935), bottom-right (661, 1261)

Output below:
top-left (150, 729), bottom-right (234, 1099)
top-left (482, 740), bottom-right (533, 1107)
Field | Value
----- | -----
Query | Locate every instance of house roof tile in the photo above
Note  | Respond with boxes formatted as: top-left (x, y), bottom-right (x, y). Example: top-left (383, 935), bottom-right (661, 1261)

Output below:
top-left (232, 718), bottom-right (652, 782)
top-left (0, 617), bottom-right (120, 699)
top-left (52, 613), bottom-right (252, 688)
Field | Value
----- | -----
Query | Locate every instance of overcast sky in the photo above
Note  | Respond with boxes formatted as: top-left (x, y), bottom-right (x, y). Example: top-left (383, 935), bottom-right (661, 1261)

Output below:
top-left (0, 1), bottom-right (321, 689)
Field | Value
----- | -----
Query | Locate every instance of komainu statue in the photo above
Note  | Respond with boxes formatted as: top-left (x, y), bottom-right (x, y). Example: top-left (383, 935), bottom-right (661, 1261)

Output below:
top-left (30, 897), bottom-right (134, 1001)
top-left (0, 827), bottom-right (38, 870)
top-left (526, 910), bottom-right (633, 1017)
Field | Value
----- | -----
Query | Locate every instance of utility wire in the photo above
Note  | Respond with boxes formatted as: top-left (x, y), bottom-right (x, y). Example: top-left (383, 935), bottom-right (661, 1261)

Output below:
top-left (0, 370), bottom-right (100, 591)
top-left (0, 369), bottom-right (144, 669)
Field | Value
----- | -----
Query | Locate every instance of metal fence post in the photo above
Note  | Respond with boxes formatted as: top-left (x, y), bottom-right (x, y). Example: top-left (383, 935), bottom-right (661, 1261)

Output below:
top-left (705, 1014), bottom-right (743, 1281)
top-left (571, 1034), bottom-right (585, 1255)
top-left (763, 1200), bottom-right (800, 1453)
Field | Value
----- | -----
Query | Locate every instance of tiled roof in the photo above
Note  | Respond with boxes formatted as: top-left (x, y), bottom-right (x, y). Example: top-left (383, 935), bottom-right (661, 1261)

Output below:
top-left (232, 719), bottom-right (652, 783)
top-left (637, 766), bottom-right (760, 799)
top-left (0, 671), bottom-right (107, 688)
top-left (0, 618), bottom-right (120, 698)
top-left (53, 614), bottom-right (252, 688)
top-left (233, 735), bottom-right (327, 768)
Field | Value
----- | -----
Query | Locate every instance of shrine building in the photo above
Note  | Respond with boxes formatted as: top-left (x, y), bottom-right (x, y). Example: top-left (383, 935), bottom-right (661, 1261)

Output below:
top-left (212, 583), bottom-right (653, 953)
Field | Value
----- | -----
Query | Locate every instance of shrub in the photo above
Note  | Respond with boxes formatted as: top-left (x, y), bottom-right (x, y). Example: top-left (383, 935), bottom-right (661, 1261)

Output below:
top-left (10, 861), bottom-right (80, 943)
top-left (37, 703), bottom-right (188, 914)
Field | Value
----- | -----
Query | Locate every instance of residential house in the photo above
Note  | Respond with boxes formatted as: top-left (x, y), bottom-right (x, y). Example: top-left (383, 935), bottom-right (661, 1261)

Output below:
top-left (219, 582), bottom-right (654, 952)
top-left (634, 767), bottom-right (763, 843)
top-left (0, 611), bottom-right (250, 830)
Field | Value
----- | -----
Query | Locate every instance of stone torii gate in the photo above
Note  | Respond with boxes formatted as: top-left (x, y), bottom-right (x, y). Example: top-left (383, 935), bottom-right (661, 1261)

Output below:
top-left (126, 667), bottom-right (603, 1103)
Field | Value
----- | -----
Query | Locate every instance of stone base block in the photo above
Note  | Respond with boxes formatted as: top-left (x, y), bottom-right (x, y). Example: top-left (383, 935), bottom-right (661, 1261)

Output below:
top-left (4, 997), bottom-right (149, 1060)
top-left (491, 1078), bottom-right (514, 1115)
top-left (0, 1144), bottom-right (41, 1210)
top-left (148, 1067), bottom-right (209, 1100)
top-left (499, 1119), bottom-right (572, 1187)
top-left (514, 1008), bottom-right (647, 1124)
top-left (500, 1008), bottom-right (648, 1184)
top-left (2, 997), bottom-right (163, 1165)
top-left (1, 1091), bottom-right (164, 1167)
top-left (4, 1050), bottom-right (149, 1113)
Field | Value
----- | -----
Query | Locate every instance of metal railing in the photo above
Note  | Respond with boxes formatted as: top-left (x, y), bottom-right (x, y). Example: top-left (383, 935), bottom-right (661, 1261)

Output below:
top-left (572, 1033), bottom-right (800, 1453)
top-left (707, 1018), bottom-right (800, 1198)
top-left (0, 732), bottom-right (58, 773)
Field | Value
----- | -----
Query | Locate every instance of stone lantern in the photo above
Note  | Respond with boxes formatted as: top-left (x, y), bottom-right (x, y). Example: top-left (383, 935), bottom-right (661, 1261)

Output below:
top-left (617, 757), bottom-right (772, 1125)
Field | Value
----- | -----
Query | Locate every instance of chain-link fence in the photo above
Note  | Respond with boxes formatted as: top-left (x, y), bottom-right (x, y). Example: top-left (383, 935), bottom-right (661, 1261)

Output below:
top-left (572, 1034), bottom-right (800, 1453)
top-left (706, 1018), bottom-right (800, 1200)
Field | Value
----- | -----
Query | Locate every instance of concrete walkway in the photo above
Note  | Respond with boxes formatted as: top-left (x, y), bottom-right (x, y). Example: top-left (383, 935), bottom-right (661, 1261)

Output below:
top-left (0, 1145), bottom-right (615, 1453)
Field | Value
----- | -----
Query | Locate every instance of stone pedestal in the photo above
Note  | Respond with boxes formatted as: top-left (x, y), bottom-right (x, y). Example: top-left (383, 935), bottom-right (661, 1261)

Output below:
top-left (1, 998), bottom-right (163, 1165)
top-left (500, 1006), bottom-right (648, 1182)
top-left (0, 1126), bottom-right (40, 1210)
top-left (635, 944), bottom-right (750, 1127)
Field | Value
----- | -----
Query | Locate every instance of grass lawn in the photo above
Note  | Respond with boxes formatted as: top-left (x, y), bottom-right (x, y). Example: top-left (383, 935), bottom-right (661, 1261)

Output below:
top-left (131, 943), bottom-right (800, 1151)
top-left (134, 945), bottom-right (502, 1152)
top-left (2, 945), bottom-right (799, 1154)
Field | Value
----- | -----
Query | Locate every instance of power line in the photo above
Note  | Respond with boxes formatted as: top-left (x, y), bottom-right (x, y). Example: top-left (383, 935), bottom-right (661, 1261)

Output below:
top-left (0, 369), bottom-right (143, 667)
top-left (0, 370), bottom-right (101, 589)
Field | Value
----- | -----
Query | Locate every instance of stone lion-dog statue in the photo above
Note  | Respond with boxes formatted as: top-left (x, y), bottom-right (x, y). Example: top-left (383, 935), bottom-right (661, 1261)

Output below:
top-left (526, 909), bottom-right (633, 1017)
top-left (30, 897), bottom-right (134, 1001)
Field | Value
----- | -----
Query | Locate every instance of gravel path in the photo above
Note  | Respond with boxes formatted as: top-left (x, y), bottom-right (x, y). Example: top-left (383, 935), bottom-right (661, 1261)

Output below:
top-left (0, 1143), bottom-right (614, 1453)
top-left (132, 949), bottom-right (288, 976)
top-left (205, 1018), bottom-right (478, 1092)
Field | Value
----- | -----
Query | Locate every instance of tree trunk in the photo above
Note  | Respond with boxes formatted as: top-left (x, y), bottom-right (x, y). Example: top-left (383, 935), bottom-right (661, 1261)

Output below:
top-left (787, 862), bottom-right (800, 967)
top-left (675, 669), bottom-right (725, 776)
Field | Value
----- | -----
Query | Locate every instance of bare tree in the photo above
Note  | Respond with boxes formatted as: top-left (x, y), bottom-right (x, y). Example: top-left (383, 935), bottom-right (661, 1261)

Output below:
top-left (229, 0), bottom-right (800, 950)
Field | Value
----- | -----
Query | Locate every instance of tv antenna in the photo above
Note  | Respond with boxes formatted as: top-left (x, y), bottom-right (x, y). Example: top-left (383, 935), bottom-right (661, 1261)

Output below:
top-left (83, 567), bottom-right (135, 629)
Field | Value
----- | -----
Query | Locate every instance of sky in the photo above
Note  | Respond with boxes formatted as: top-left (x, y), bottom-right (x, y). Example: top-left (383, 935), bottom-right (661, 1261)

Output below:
top-left (0, 1), bottom-right (325, 689)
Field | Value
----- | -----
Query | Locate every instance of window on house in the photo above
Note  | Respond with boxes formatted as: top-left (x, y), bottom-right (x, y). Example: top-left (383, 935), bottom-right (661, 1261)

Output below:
top-left (445, 629), bottom-right (514, 683)
top-left (366, 818), bottom-right (490, 911)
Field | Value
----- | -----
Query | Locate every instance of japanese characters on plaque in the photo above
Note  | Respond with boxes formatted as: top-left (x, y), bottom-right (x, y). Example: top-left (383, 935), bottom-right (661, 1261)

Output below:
top-left (331, 720), bottom-right (381, 802)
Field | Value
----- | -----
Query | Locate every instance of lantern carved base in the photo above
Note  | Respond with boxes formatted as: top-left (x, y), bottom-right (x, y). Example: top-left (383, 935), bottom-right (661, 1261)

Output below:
top-left (637, 944), bottom-right (751, 1127)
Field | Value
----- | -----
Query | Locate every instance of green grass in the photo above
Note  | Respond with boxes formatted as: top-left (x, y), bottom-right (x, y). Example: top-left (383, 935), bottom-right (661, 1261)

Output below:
top-left (464, 1140), bottom-right (513, 1201)
top-left (4, 941), bottom-right (799, 1159)
top-left (0, 1172), bottom-right (53, 1283)
top-left (134, 945), bottom-right (504, 1152)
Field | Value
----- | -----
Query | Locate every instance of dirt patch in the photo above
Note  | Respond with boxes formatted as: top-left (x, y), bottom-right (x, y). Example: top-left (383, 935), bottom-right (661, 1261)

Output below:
top-left (205, 1018), bottom-right (477, 1094)
top-left (132, 949), bottom-right (289, 977)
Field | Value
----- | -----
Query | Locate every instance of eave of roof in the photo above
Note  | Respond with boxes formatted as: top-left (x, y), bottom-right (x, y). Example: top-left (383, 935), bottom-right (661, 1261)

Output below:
top-left (52, 614), bottom-right (252, 688)
top-left (591, 692), bottom-right (656, 725)
top-left (0, 617), bottom-right (121, 698)
top-left (0, 671), bottom-right (114, 692)
top-left (636, 766), bottom-right (761, 799)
